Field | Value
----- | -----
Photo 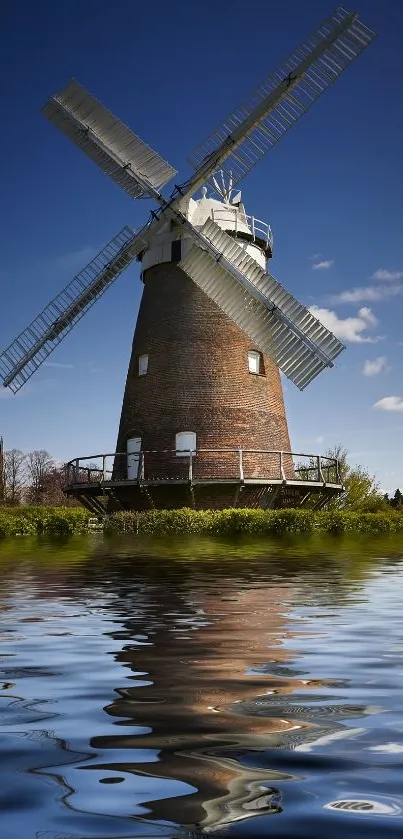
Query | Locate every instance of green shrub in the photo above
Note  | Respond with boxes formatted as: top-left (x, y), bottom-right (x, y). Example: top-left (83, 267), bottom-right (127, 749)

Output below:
top-left (0, 505), bottom-right (401, 540)
top-left (0, 506), bottom-right (90, 538)
top-left (105, 508), bottom-right (403, 537)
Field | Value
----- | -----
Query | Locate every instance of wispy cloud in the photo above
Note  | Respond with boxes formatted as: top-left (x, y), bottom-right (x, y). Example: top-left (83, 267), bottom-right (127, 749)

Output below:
top-left (312, 260), bottom-right (334, 270)
top-left (43, 362), bottom-right (74, 370)
top-left (310, 305), bottom-right (380, 343)
top-left (331, 284), bottom-right (403, 303)
top-left (363, 356), bottom-right (388, 376)
top-left (54, 247), bottom-right (96, 273)
top-left (374, 396), bottom-right (403, 412)
top-left (372, 268), bottom-right (403, 282)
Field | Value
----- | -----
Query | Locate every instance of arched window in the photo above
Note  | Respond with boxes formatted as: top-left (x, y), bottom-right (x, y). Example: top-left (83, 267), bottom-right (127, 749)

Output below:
top-left (175, 431), bottom-right (196, 457)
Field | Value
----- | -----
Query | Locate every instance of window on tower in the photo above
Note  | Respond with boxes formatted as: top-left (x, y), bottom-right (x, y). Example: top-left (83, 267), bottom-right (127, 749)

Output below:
top-left (247, 350), bottom-right (264, 375)
top-left (176, 431), bottom-right (196, 457)
top-left (138, 354), bottom-right (149, 376)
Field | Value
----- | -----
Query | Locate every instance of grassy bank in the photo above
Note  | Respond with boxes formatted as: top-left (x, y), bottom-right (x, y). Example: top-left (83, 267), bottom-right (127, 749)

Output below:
top-left (105, 508), bottom-right (403, 536)
top-left (1, 506), bottom-right (403, 538)
top-left (0, 506), bottom-right (90, 537)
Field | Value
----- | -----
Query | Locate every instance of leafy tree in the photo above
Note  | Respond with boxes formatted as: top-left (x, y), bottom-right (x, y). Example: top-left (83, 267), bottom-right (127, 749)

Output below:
top-left (323, 445), bottom-right (387, 512)
top-left (391, 488), bottom-right (403, 510)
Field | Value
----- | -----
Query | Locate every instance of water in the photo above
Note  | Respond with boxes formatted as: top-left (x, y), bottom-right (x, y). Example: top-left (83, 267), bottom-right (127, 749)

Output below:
top-left (1, 535), bottom-right (403, 838)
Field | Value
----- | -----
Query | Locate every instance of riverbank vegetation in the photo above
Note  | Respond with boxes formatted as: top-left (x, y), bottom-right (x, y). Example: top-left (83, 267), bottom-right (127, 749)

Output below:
top-left (0, 505), bottom-right (402, 538)
top-left (0, 506), bottom-right (90, 537)
top-left (104, 508), bottom-right (403, 536)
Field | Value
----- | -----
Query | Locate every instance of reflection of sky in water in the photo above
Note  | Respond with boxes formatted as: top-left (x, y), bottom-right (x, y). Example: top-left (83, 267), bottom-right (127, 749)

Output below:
top-left (0, 541), bottom-right (402, 837)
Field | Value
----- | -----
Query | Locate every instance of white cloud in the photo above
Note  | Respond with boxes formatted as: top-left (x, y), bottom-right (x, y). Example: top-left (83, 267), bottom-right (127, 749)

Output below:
top-left (363, 356), bottom-right (388, 376)
top-left (331, 284), bottom-right (403, 303)
top-left (374, 396), bottom-right (403, 412)
top-left (372, 269), bottom-right (403, 282)
top-left (310, 305), bottom-right (379, 343)
top-left (312, 260), bottom-right (334, 270)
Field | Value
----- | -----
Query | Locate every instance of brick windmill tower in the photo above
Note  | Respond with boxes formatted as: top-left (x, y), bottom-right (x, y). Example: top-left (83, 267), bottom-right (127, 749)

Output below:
top-left (0, 7), bottom-right (376, 511)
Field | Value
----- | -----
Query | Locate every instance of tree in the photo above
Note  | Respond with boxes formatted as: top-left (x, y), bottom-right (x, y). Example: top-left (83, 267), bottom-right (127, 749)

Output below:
top-left (324, 445), bottom-right (387, 512)
top-left (390, 488), bottom-right (403, 510)
top-left (26, 450), bottom-right (55, 504)
top-left (2, 449), bottom-right (26, 505)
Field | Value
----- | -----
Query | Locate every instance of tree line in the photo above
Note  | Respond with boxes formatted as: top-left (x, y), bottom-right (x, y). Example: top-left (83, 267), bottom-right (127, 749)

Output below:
top-left (0, 448), bottom-right (73, 506)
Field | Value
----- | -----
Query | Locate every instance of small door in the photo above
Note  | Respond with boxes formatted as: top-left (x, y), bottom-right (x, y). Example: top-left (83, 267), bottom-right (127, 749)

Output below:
top-left (127, 437), bottom-right (142, 480)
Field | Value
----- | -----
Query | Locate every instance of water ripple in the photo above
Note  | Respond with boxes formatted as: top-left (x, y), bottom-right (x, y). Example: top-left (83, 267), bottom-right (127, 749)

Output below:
top-left (0, 539), bottom-right (402, 837)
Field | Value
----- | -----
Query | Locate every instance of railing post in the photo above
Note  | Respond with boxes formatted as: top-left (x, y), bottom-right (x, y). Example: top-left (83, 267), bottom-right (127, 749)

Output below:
top-left (75, 458), bottom-right (79, 483)
top-left (102, 455), bottom-right (106, 482)
top-left (280, 451), bottom-right (286, 481)
top-left (252, 215), bottom-right (255, 240)
top-left (188, 450), bottom-right (193, 483)
top-left (238, 448), bottom-right (244, 481)
top-left (317, 455), bottom-right (325, 483)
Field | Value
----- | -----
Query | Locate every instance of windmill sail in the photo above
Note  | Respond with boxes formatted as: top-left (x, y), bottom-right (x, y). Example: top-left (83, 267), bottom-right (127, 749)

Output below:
top-left (43, 80), bottom-right (177, 199)
top-left (180, 219), bottom-right (344, 389)
top-left (187, 6), bottom-right (376, 195)
top-left (0, 227), bottom-right (145, 393)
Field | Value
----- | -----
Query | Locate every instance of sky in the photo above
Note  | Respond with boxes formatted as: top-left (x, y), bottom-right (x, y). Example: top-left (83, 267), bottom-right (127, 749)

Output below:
top-left (0, 0), bottom-right (402, 493)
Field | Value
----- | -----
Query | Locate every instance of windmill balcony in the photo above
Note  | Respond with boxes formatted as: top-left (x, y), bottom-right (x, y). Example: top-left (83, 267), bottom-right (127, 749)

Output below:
top-left (209, 207), bottom-right (273, 256)
top-left (64, 449), bottom-right (344, 515)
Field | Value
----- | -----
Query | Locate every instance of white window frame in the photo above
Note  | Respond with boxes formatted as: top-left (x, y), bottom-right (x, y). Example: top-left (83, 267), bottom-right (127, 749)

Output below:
top-left (248, 350), bottom-right (262, 375)
top-left (175, 431), bottom-right (197, 457)
top-left (138, 354), bottom-right (149, 376)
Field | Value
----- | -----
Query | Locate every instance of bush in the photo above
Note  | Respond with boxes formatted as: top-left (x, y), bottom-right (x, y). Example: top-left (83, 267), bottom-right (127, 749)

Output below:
top-left (105, 508), bottom-right (403, 537)
top-left (0, 505), bottom-right (402, 540)
top-left (0, 506), bottom-right (90, 538)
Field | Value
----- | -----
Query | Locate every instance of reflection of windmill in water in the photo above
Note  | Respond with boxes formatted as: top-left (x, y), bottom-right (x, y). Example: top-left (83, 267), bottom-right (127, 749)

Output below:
top-left (84, 575), bottom-right (367, 832)
top-left (0, 8), bottom-right (376, 512)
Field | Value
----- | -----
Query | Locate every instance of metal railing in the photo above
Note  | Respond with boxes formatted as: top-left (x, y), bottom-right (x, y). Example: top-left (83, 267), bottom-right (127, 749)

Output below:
top-left (65, 449), bottom-right (342, 487)
top-left (210, 207), bottom-right (273, 251)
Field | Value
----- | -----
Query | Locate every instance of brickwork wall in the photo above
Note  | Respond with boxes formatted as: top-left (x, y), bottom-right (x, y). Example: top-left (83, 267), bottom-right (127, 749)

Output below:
top-left (116, 261), bottom-right (293, 480)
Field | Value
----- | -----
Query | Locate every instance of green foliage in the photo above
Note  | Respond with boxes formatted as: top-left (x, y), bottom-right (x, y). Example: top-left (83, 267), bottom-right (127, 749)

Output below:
top-left (323, 445), bottom-right (388, 512)
top-left (0, 506), bottom-right (90, 538)
top-left (1, 504), bottom-right (402, 541)
top-left (105, 508), bottom-right (403, 537)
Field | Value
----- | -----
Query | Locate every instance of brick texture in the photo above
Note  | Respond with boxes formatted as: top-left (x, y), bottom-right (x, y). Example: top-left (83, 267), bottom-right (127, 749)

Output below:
top-left (115, 260), bottom-right (293, 485)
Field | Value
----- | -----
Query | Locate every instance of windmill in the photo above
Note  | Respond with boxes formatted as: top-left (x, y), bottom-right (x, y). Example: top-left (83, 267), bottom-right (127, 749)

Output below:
top-left (0, 7), bottom-right (376, 512)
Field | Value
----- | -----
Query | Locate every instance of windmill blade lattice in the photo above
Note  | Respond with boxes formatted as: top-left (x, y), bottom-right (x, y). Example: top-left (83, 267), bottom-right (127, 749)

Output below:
top-left (43, 80), bottom-right (177, 200)
top-left (187, 6), bottom-right (376, 195)
top-left (179, 219), bottom-right (344, 389)
top-left (0, 227), bottom-right (144, 393)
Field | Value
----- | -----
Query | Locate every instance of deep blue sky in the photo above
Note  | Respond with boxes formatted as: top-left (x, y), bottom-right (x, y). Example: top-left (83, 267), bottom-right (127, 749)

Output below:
top-left (0, 0), bottom-right (402, 492)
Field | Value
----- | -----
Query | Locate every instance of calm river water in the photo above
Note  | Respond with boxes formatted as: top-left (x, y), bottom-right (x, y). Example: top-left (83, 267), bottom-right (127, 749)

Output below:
top-left (1, 535), bottom-right (403, 838)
